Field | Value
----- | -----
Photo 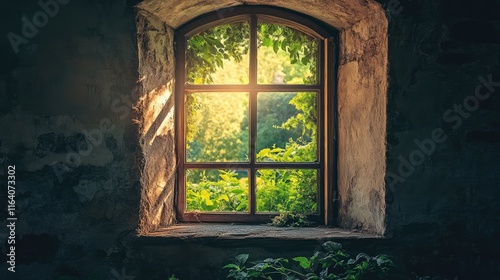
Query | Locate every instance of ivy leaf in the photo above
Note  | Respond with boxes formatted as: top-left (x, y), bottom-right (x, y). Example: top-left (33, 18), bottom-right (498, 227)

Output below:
top-left (355, 253), bottom-right (370, 262)
top-left (293, 256), bottom-right (311, 269)
top-left (236, 254), bottom-right (249, 266)
top-left (323, 242), bottom-right (343, 253)
top-left (218, 194), bottom-right (230, 202)
top-left (231, 188), bottom-right (245, 194)
top-left (208, 45), bottom-right (218, 55)
top-left (281, 40), bottom-right (287, 51)
top-left (236, 202), bottom-right (247, 211)
top-left (283, 147), bottom-right (294, 159)
top-left (273, 40), bottom-right (280, 53)
top-left (263, 37), bottom-right (271, 47)
top-left (223, 263), bottom-right (240, 270)
top-left (257, 148), bottom-right (271, 158)
top-left (270, 147), bottom-right (284, 153)
top-left (205, 36), bottom-right (224, 48)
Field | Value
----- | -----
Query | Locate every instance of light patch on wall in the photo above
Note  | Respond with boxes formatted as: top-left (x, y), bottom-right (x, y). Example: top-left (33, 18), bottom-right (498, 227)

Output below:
top-left (151, 106), bottom-right (174, 145)
top-left (136, 80), bottom-right (175, 146)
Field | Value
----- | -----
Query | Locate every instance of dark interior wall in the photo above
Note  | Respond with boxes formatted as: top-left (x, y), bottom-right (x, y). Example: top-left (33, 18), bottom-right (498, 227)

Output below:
top-left (0, 0), bottom-right (142, 279)
top-left (382, 0), bottom-right (500, 277)
top-left (386, 0), bottom-right (500, 238)
top-left (0, 0), bottom-right (499, 279)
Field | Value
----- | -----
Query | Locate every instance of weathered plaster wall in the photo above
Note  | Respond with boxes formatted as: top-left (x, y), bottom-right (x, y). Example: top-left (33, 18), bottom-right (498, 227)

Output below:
top-left (337, 9), bottom-right (388, 234)
top-left (136, 10), bottom-right (176, 233)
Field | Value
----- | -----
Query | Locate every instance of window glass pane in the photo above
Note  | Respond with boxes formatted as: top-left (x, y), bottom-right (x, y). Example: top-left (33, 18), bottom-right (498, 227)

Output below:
top-left (186, 92), bottom-right (249, 162)
top-left (186, 169), bottom-right (249, 212)
top-left (256, 169), bottom-right (318, 213)
top-left (257, 22), bottom-right (319, 85)
top-left (187, 22), bottom-right (250, 84)
top-left (256, 92), bottom-right (317, 162)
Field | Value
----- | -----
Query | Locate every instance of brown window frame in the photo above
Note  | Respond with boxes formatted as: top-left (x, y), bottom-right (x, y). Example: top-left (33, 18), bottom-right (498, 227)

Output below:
top-left (175, 6), bottom-right (338, 225)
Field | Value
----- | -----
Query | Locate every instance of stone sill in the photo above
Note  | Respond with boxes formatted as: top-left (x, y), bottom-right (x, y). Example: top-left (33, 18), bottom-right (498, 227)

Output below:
top-left (135, 224), bottom-right (383, 248)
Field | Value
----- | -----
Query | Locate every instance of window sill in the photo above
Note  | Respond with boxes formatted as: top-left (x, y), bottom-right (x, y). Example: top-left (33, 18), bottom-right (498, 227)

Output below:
top-left (135, 224), bottom-right (383, 248)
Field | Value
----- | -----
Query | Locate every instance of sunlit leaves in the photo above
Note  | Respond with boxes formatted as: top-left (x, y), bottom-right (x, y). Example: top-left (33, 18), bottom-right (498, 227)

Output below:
top-left (186, 170), bottom-right (249, 212)
top-left (184, 21), bottom-right (321, 214)
top-left (186, 20), bottom-right (318, 84)
top-left (186, 91), bottom-right (319, 213)
top-left (257, 92), bottom-right (302, 152)
top-left (187, 22), bottom-right (250, 84)
top-left (258, 22), bottom-right (318, 84)
top-left (293, 256), bottom-right (311, 269)
top-left (186, 92), bottom-right (249, 162)
top-left (256, 169), bottom-right (317, 213)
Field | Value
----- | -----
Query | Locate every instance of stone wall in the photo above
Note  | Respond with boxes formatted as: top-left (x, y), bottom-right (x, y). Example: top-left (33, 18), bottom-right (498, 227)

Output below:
top-left (0, 0), bottom-right (498, 279)
top-left (0, 0), bottom-right (141, 278)
top-left (135, 10), bottom-right (177, 234)
top-left (384, 0), bottom-right (500, 238)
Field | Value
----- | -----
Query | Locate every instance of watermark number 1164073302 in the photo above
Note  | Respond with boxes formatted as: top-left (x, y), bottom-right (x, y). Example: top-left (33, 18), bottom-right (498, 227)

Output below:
top-left (6, 165), bottom-right (17, 273)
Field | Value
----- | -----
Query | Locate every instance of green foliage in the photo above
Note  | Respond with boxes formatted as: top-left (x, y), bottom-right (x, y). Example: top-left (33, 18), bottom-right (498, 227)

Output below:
top-left (186, 170), bottom-right (249, 212)
top-left (258, 23), bottom-right (318, 84)
top-left (186, 21), bottom-right (317, 85)
top-left (185, 93), bottom-right (200, 147)
top-left (281, 92), bottom-right (317, 139)
top-left (185, 91), bottom-right (319, 213)
top-left (224, 242), bottom-right (397, 280)
top-left (270, 212), bottom-right (314, 227)
top-left (185, 21), bottom-right (320, 215)
top-left (187, 22), bottom-right (249, 84)
top-left (186, 92), bottom-right (249, 162)
top-left (256, 92), bottom-right (301, 152)
top-left (255, 167), bottom-right (317, 214)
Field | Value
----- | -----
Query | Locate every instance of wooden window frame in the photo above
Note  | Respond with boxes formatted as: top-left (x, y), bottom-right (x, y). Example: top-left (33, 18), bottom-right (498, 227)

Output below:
top-left (175, 6), bottom-right (338, 225)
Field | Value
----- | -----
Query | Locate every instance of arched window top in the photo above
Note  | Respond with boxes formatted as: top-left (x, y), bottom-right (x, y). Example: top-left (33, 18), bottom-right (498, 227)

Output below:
top-left (178, 6), bottom-right (336, 86)
top-left (177, 6), bottom-right (337, 39)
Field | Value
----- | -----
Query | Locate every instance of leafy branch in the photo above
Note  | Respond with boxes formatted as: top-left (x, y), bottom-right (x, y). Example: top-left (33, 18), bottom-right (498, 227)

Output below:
top-left (224, 242), bottom-right (397, 280)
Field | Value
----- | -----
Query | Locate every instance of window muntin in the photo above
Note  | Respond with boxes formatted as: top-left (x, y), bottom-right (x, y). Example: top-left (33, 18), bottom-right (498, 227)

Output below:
top-left (176, 7), bottom-right (334, 223)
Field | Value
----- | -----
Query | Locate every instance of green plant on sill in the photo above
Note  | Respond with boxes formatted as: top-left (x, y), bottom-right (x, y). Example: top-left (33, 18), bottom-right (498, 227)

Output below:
top-left (270, 211), bottom-right (314, 227)
top-left (224, 241), bottom-right (396, 280)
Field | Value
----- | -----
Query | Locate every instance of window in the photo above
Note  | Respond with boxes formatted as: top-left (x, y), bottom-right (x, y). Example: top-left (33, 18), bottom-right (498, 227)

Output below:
top-left (137, 1), bottom-right (388, 234)
top-left (175, 7), bottom-right (337, 224)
